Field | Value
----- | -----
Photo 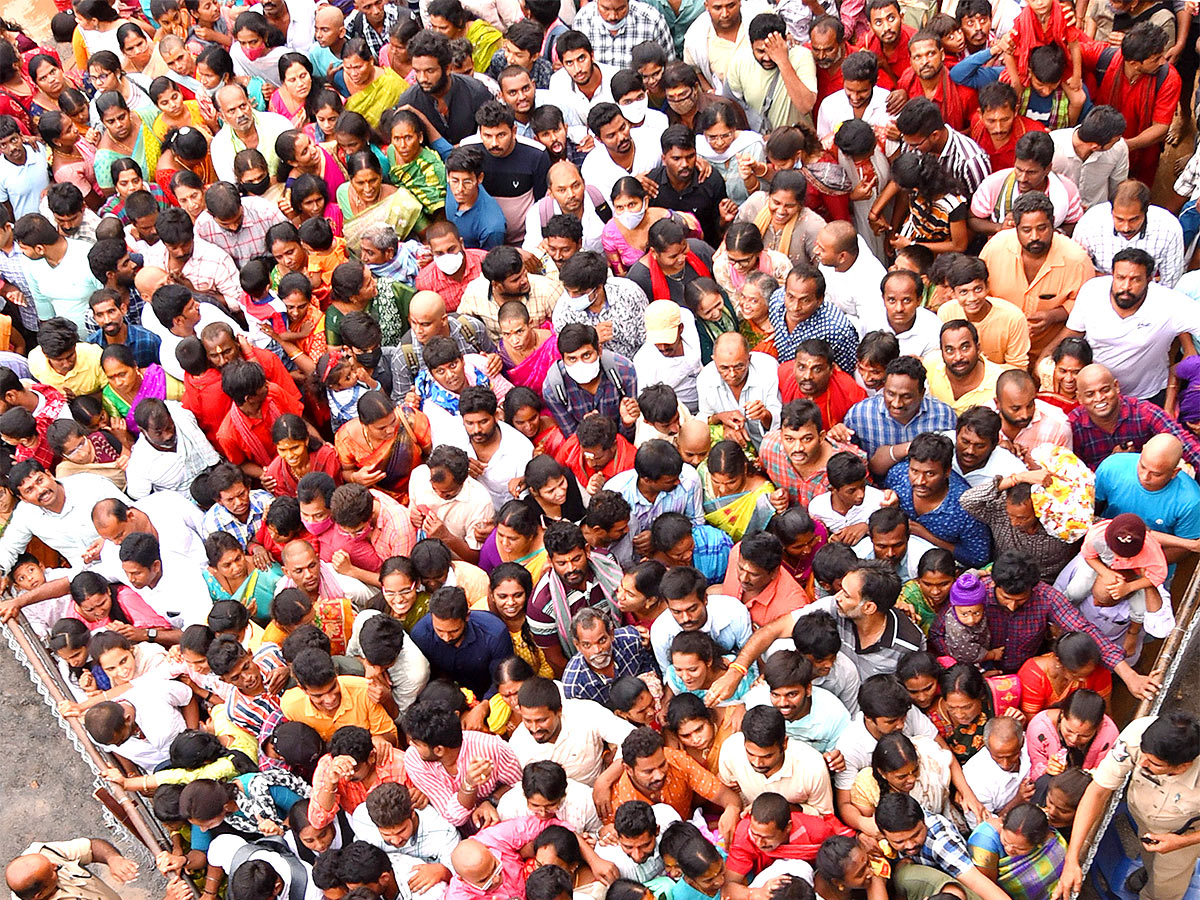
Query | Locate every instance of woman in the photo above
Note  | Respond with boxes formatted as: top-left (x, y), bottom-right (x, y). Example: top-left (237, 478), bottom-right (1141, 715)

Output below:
top-left (28, 54), bottom-right (77, 121)
top-left (379, 555), bottom-right (428, 631)
top-left (87, 51), bottom-right (157, 124)
top-left (484, 562), bottom-right (553, 677)
top-left (703, 439), bottom-right (774, 541)
top-left (230, 12), bottom-right (288, 88)
top-left (381, 16), bottom-right (420, 79)
top-left (533, 828), bottom-right (605, 900)
top-left (665, 693), bottom-right (740, 774)
top-left (68, 570), bottom-right (170, 633)
top-left (148, 75), bottom-right (211, 141)
top-left (202, 531), bottom-right (280, 625)
top-left (118, 22), bottom-right (168, 89)
top-left (341, 38), bottom-right (406, 128)
top-left (665, 630), bottom-right (755, 706)
top-left (503, 387), bottom-right (564, 459)
top-left (478, 500), bottom-right (547, 581)
top-left (267, 221), bottom-right (308, 285)
top-left (737, 270), bottom-right (777, 354)
top-left (195, 45), bottom-right (265, 118)
top-left (1025, 689), bottom-right (1118, 782)
top-left (897, 548), bottom-right (956, 632)
top-left (496, 300), bottom-right (559, 393)
top-left (336, 150), bottom-right (421, 255)
top-left (382, 107), bottom-right (447, 219)
top-left (602, 177), bottom-right (698, 275)
top-left (768, 506), bottom-right (827, 590)
top-left (1017, 632), bottom-right (1112, 719)
top-left (968, 803), bottom-right (1066, 900)
top-left (1043, 767), bottom-right (1091, 840)
top-left (334, 390), bottom-right (432, 504)
top-left (897, 651), bottom-right (943, 717)
top-left (929, 662), bottom-right (994, 764)
top-left (849, 731), bottom-right (954, 837)
top-left (39, 112), bottom-right (99, 205)
top-left (47, 419), bottom-right (128, 488)
top-left (695, 101), bottom-right (763, 205)
top-left (522, 455), bottom-right (586, 525)
top-left (233, 148), bottom-right (284, 204)
top-left (100, 344), bottom-right (180, 433)
top-left (94, 90), bottom-right (161, 194)
top-left (98, 157), bottom-right (171, 221)
top-left (305, 86), bottom-right (343, 142)
top-left (156, 127), bottom-right (216, 196)
top-left (270, 52), bottom-right (316, 127)
top-left (681, 277), bottom-right (739, 366)
top-left (427, 2), bottom-right (502, 71)
top-left (169, 168), bottom-right (207, 220)
top-left (331, 110), bottom-right (390, 179)
top-left (286, 173), bottom-right (344, 237)
top-left (712, 222), bottom-right (790, 310)
top-left (275, 129), bottom-right (345, 197)
top-left (870, 151), bottom-right (969, 255)
top-left (262, 413), bottom-right (342, 497)
top-left (617, 560), bottom-right (667, 631)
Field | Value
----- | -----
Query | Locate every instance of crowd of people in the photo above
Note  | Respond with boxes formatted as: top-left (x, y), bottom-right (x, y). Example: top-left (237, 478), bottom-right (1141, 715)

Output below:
top-left (1, 0), bottom-right (1200, 897)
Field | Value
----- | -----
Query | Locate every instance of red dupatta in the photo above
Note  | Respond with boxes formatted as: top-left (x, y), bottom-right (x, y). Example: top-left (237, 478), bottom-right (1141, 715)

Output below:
top-left (1013, 3), bottom-right (1081, 77)
top-left (229, 385), bottom-right (290, 467)
top-left (647, 248), bottom-right (712, 300)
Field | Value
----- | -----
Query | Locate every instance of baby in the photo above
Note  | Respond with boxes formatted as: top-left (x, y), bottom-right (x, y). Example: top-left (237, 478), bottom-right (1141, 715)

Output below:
top-left (942, 572), bottom-right (1002, 667)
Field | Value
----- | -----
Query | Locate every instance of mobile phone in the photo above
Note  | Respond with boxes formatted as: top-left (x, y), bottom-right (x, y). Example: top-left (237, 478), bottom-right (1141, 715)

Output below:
top-left (1142, 835), bottom-right (1160, 846)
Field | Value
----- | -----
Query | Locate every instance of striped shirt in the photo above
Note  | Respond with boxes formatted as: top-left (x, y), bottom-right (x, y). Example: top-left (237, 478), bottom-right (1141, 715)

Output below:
top-left (224, 643), bottom-right (286, 737)
top-left (403, 730), bottom-right (523, 826)
top-left (938, 126), bottom-right (992, 195)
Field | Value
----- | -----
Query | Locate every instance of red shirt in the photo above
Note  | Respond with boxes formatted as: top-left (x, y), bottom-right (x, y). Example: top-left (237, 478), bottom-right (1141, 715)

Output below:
top-left (556, 433), bottom-right (636, 488)
top-left (215, 383), bottom-right (305, 466)
top-left (897, 68), bottom-right (977, 132)
top-left (414, 249), bottom-right (488, 313)
top-left (809, 43), bottom-right (859, 102)
top-left (777, 364), bottom-right (867, 427)
top-left (183, 347), bottom-right (302, 442)
top-left (968, 115), bottom-right (1046, 171)
top-left (864, 25), bottom-right (914, 88)
top-left (727, 811), bottom-right (854, 876)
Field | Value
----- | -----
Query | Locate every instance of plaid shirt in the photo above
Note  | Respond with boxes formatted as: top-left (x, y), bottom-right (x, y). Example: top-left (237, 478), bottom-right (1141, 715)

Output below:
top-left (767, 292), bottom-right (859, 370)
top-left (1072, 202), bottom-right (1185, 288)
top-left (759, 430), bottom-right (832, 506)
top-left (543, 350), bottom-right (638, 440)
top-left (610, 746), bottom-right (726, 821)
top-left (930, 575), bottom-right (1126, 673)
top-left (561, 626), bottom-right (658, 704)
top-left (884, 463), bottom-right (991, 567)
top-left (0, 244), bottom-right (36, 330)
top-left (843, 393), bottom-right (958, 460)
top-left (404, 730), bottom-right (523, 826)
top-left (345, 3), bottom-right (401, 60)
top-left (202, 489), bottom-right (274, 548)
top-left (1069, 395), bottom-right (1200, 472)
top-left (194, 198), bottom-right (289, 267)
top-left (692, 523), bottom-right (734, 584)
top-left (904, 813), bottom-right (974, 876)
top-left (84, 287), bottom-right (145, 333)
top-left (225, 643), bottom-right (286, 737)
top-left (457, 273), bottom-right (563, 341)
top-left (574, 0), bottom-right (676, 67)
top-left (99, 182), bottom-right (170, 223)
top-left (86, 322), bottom-right (162, 368)
top-left (605, 465), bottom-right (705, 534)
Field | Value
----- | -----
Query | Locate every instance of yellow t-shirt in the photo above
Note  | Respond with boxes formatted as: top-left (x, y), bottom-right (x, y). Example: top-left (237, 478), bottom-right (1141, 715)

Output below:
top-left (281, 675), bottom-right (398, 743)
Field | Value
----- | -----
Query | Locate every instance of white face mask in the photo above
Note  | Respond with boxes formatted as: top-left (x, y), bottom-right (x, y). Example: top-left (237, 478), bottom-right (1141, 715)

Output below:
top-left (564, 359), bottom-right (601, 383)
top-left (433, 251), bottom-right (464, 275)
top-left (564, 289), bottom-right (595, 312)
top-left (616, 207), bottom-right (646, 229)
top-left (620, 98), bottom-right (647, 124)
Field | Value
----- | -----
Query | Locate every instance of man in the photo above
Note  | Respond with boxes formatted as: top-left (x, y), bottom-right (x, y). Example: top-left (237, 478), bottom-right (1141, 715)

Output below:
top-left (1072, 179), bottom-right (1185, 288)
top-left (123, 399), bottom-right (220, 499)
top-left (523, 161), bottom-right (609, 253)
top-left (411, 586), bottom-right (513, 699)
top-left (395, 290), bottom-right (495, 396)
top-left (960, 467), bottom-right (1079, 583)
top-left (350, 781), bottom-right (458, 877)
top-left (862, 0), bottom-right (912, 83)
top-left (632, 301), bottom-right (703, 414)
top-left (86, 238), bottom-right (145, 324)
top-left (993, 368), bottom-right (1072, 455)
top-left (743, 649), bottom-right (850, 753)
top-left (195, 181), bottom-right (290, 270)
top-left (552, 250), bottom-right (650, 362)
top-left (91, 491), bottom-right (206, 572)
top-left (147, 207), bottom-right (242, 313)
top-left (345, 0), bottom-right (399, 57)
top-left (606, 726), bottom-right (743, 845)
top-left (757, 398), bottom-right (840, 513)
top-left (859, 269), bottom-right (940, 359)
top-left (979, 192), bottom-right (1095, 360)
top-left (5, 837), bottom-right (142, 900)
top-left (496, 66), bottom-right (566, 141)
top-left (649, 564), bottom-right (752, 670)
top-left (458, 246), bottom-right (561, 341)
top-left (327, 484), bottom-right (418, 587)
top-left (210, 84), bottom-right (293, 182)
top-left (542, 323), bottom-right (640, 441)
top-left (283, 647), bottom-right (398, 744)
top-left (894, 31), bottom-right (976, 132)
top-left (968, 131), bottom-right (1083, 236)
top-left (697, 332), bottom-right (782, 452)
top-left (717, 706), bottom-right (835, 812)
top-left (969, 81), bottom-right (1047, 172)
top-left (859, 506), bottom-right (934, 582)
top-left (13, 213), bottom-right (102, 333)
top-left (510, 675), bottom-right (634, 785)
top-left (683, 0), bottom-right (757, 93)
top-left (961, 717), bottom-right (1032, 822)
top-left (276, 539), bottom-right (375, 642)
top-left (27, 318), bottom-right (105, 400)
top-left (727, 793), bottom-right (850, 885)
top-left (725, 13), bottom-right (817, 131)
top-left (806, 16), bottom-right (854, 103)
top-left (201, 463), bottom-right (273, 557)
top-left (1055, 250), bottom-right (1199, 406)
top-left (0, 116), bottom-right (48, 219)
top-left (581, 103), bottom-right (663, 200)
top-left (414, 223), bottom-right (489, 314)
top-left (444, 147), bottom-right (508, 252)
top-left (82, 688), bottom-right (192, 773)
top-left (528, 521), bottom-right (623, 675)
top-left (894, 97), bottom-right (990, 194)
top-left (924, 319), bottom-right (1014, 414)
top-left (768, 264), bottom-right (858, 369)
top-left (460, 385), bottom-right (533, 509)
top-left (1050, 105), bottom-right (1130, 210)
top-left (843, 355), bottom-right (957, 476)
top-left (549, 32), bottom-right (619, 129)
top-left (594, 799), bottom-right (679, 882)
top-left (572, 0), bottom-right (675, 68)
top-left (216, 361), bottom-right (305, 478)
top-left (309, 5), bottom-right (346, 75)
top-left (722, 531), bottom-right (809, 628)
top-left (646, 126), bottom-right (736, 247)
top-left (1080, 22), bottom-right (1181, 184)
top-left (605, 439), bottom-right (704, 553)
top-left (812, 222), bottom-right (886, 327)
top-left (778, 338), bottom-right (867, 428)
top-left (85, 289), bottom-right (160, 368)
top-left (43, 183), bottom-right (99, 244)
top-left (112, 530), bottom-right (210, 629)
top-left (399, 30), bottom-right (494, 144)
top-left (561, 606), bottom-right (658, 704)
top-left (815, 51), bottom-right (893, 144)
top-left (463, 101), bottom-right (551, 244)
top-left (1059, 713), bottom-right (1200, 900)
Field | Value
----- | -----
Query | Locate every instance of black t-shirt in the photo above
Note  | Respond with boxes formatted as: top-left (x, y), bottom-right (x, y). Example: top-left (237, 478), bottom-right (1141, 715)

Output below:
top-left (648, 165), bottom-right (728, 248)
top-left (397, 74), bottom-right (493, 145)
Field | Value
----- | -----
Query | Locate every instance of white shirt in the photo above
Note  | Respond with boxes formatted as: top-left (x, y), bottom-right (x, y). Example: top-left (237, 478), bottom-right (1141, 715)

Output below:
top-left (0, 473), bottom-right (128, 573)
top-left (1049, 128), bottom-right (1129, 211)
top-left (207, 835), bottom-right (324, 900)
top-left (497, 778), bottom-right (603, 835)
top-left (649, 592), bottom-right (753, 671)
top-left (467, 420), bottom-right (533, 510)
top-left (96, 490), bottom-right (207, 577)
top-left (1065, 278), bottom-right (1200, 399)
top-left (210, 110), bottom-right (295, 182)
top-left (140, 301), bottom-right (256, 382)
top-left (99, 678), bottom-right (192, 770)
top-left (347, 609), bottom-right (431, 715)
top-left (124, 403), bottom-right (221, 499)
top-left (350, 802), bottom-right (458, 869)
top-left (962, 745), bottom-right (1031, 826)
top-left (815, 87), bottom-right (894, 143)
top-left (808, 484), bottom-right (886, 535)
top-left (946, 433), bottom-right (1025, 488)
top-left (508, 698), bottom-right (635, 785)
top-left (819, 238), bottom-right (887, 325)
top-left (833, 709), bottom-right (939, 790)
top-left (408, 466), bottom-right (495, 551)
top-left (861, 306), bottom-right (942, 359)
top-left (1072, 202), bottom-right (1186, 288)
top-left (523, 89), bottom-right (588, 143)
top-left (522, 191), bottom-right (608, 254)
top-left (717, 732), bottom-right (835, 812)
top-left (548, 62), bottom-right (618, 133)
top-left (581, 139), bottom-right (663, 204)
top-left (627, 107), bottom-right (670, 151)
top-left (595, 803), bottom-right (680, 880)
top-left (633, 307), bottom-right (703, 412)
top-left (122, 555), bottom-right (213, 628)
top-left (696, 351), bottom-right (783, 451)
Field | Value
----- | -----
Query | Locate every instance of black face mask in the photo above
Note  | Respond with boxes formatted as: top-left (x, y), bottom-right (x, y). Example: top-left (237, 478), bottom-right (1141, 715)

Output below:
top-left (356, 348), bottom-right (382, 370)
top-left (239, 176), bottom-right (270, 196)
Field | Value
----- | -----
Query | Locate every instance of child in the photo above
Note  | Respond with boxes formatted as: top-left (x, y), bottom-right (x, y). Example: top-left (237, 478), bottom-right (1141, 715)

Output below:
top-left (0, 406), bottom-right (53, 467)
top-left (316, 350), bottom-right (373, 431)
top-left (299, 217), bottom-right (349, 305)
top-left (941, 572), bottom-right (1001, 667)
top-left (48, 617), bottom-right (108, 700)
top-left (809, 452), bottom-right (894, 554)
top-left (46, 418), bottom-right (129, 487)
top-left (12, 554), bottom-right (74, 636)
top-left (1069, 514), bottom-right (1170, 661)
top-left (1005, 0), bottom-right (1082, 97)
top-left (239, 259), bottom-right (288, 333)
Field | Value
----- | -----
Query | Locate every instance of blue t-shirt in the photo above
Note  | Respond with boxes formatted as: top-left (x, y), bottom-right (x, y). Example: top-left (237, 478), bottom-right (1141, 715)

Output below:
top-left (445, 185), bottom-right (507, 251)
top-left (1094, 452), bottom-right (1200, 538)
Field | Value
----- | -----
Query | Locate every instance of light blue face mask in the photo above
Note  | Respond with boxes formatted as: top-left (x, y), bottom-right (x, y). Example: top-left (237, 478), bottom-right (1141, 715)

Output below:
top-left (604, 14), bottom-right (627, 32)
top-left (564, 289), bottom-right (595, 312)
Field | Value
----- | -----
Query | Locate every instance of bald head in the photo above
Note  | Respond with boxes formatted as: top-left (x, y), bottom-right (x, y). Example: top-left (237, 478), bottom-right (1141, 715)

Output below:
top-left (451, 839), bottom-right (497, 884)
top-left (677, 418), bottom-right (711, 466)
top-left (282, 539), bottom-right (318, 568)
top-left (409, 290), bottom-right (447, 321)
top-left (547, 160), bottom-right (586, 214)
top-left (815, 221), bottom-right (858, 269)
top-left (1139, 433), bottom-right (1182, 491)
top-left (135, 267), bottom-right (169, 298)
top-left (315, 4), bottom-right (344, 27)
top-left (7, 853), bottom-right (57, 900)
top-left (1075, 364), bottom-right (1120, 426)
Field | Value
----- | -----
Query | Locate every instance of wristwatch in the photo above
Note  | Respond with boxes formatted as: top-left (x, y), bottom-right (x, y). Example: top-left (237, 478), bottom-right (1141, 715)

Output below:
top-left (147, 628), bottom-right (158, 642)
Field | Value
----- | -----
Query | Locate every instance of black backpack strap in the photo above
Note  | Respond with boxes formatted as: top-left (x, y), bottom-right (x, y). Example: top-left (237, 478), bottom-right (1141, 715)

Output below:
top-left (400, 344), bottom-right (420, 378)
top-left (456, 315), bottom-right (482, 353)
top-left (229, 840), bottom-right (310, 900)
